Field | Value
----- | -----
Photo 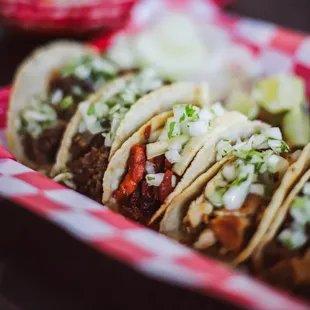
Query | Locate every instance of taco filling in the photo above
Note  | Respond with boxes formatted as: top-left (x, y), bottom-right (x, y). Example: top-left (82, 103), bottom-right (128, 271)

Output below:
top-left (17, 54), bottom-right (120, 165)
top-left (57, 69), bottom-right (164, 202)
top-left (113, 102), bottom-right (227, 224)
top-left (259, 180), bottom-right (310, 298)
top-left (180, 128), bottom-right (294, 261)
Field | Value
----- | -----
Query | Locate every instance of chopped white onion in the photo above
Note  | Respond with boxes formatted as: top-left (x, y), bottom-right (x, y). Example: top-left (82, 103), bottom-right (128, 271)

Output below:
top-left (51, 89), bottom-right (63, 104)
top-left (264, 127), bottom-right (282, 140)
top-left (102, 132), bottom-right (112, 147)
top-left (168, 141), bottom-right (182, 152)
top-left (303, 182), bottom-right (310, 196)
top-left (222, 165), bottom-right (236, 181)
top-left (110, 114), bottom-right (120, 134)
top-left (24, 110), bottom-right (50, 122)
top-left (267, 154), bottom-right (288, 173)
top-left (278, 228), bottom-right (307, 249)
top-left (223, 182), bottom-right (249, 210)
top-left (198, 107), bottom-right (214, 122)
top-left (94, 102), bottom-right (109, 118)
top-left (249, 184), bottom-right (264, 196)
top-left (173, 105), bottom-right (186, 122)
top-left (251, 134), bottom-right (267, 149)
top-left (187, 120), bottom-right (208, 137)
top-left (211, 102), bottom-right (225, 116)
top-left (268, 139), bottom-right (282, 153)
top-left (216, 139), bottom-right (233, 160)
top-left (171, 175), bottom-right (177, 188)
top-left (75, 65), bottom-right (91, 79)
top-left (165, 150), bottom-right (181, 163)
top-left (146, 173), bottom-right (165, 186)
top-left (146, 161), bottom-right (155, 174)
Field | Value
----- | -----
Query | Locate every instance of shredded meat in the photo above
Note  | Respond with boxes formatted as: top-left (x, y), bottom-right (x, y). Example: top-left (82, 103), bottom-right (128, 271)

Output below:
top-left (22, 120), bottom-right (66, 165)
top-left (117, 150), bottom-right (176, 224)
top-left (68, 144), bottom-right (110, 203)
top-left (114, 145), bottom-right (146, 201)
top-left (211, 216), bottom-right (250, 252)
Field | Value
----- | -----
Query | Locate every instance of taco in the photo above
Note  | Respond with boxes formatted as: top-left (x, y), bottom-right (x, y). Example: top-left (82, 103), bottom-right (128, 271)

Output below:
top-left (52, 79), bottom-right (206, 203)
top-left (160, 127), bottom-right (304, 265)
top-left (252, 143), bottom-right (310, 299)
top-left (8, 41), bottom-right (124, 171)
top-left (103, 93), bottom-right (269, 225)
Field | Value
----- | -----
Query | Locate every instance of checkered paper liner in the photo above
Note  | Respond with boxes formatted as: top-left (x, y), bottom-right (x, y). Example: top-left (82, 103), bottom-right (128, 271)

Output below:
top-left (1, 151), bottom-right (309, 310)
top-left (1, 0), bottom-right (310, 309)
top-left (0, 0), bottom-right (137, 33)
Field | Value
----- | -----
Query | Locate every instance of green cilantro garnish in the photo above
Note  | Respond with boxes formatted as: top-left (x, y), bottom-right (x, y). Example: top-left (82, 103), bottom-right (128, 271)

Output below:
top-left (230, 174), bottom-right (249, 187)
top-left (60, 96), bottom-right (73, 110)
top-left (87, 103), bottom-right (95, 115)
top-left (168, 122), bottom-right (176, 139)
top-left (185, 104), bottom-right (197, 117)
top-left (191, 114), bottom-right (199, 121)
top-left (147, 176), bottom-right (155, 181)
top-left (280, 141), bottom-right (290, 153)
top-left (180, 113), bottom-right (186, 122)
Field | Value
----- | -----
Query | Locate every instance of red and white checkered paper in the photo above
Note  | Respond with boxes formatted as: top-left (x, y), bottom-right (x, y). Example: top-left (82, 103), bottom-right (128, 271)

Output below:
top-left (0, 0), bottom-right (137, 33)
top-left (1, 0), bottom-right (310, 309)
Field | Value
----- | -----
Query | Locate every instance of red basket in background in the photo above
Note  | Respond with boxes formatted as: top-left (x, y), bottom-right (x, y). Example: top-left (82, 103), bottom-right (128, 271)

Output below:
top-left (0, 0), bottom-right (138, 35)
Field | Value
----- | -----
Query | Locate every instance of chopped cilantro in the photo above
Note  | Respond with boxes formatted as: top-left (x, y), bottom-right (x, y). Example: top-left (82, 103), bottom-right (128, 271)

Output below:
top-left (147, 176), bottom-right (155, 181)
top-left (180, 113), bottom-right (186, 122)
top-left (185, 104), bottom-right (197, 117)
top-left (168, 122), bottom-right (176, 139)
top-left (230, 174), bottom-right (248, 187)
top-left (87, 103), bottom-right (95, 115)
top-left (60, 96), bottom-right (73, 110)
top-left (280, 141), bottom-right (290, 153)
top-left (254, 161), bottom-right (264, 173)
top-left (191, 114), bottom-right (199, 121)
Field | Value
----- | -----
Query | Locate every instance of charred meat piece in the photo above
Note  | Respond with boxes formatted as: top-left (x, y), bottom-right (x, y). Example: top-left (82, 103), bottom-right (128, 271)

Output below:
top-left (68, 145), bottom-right (110, 203)
top-left (70, 132), bottom-right (106, 161)
top-left (211, 216), bottom-right (250, 252)
top-left (22, 120), bottom-right (66, 165)
top-left (114, 145), bottom-right (146, 201)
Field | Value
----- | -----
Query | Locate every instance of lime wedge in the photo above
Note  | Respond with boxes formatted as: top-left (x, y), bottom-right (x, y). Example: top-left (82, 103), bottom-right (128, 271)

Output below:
top-left (253, 75), bottom-right (305, 114)
top-left (225, 90), bottom-right (259, 120)
top-left (282, 106), bottom-right (310, 148)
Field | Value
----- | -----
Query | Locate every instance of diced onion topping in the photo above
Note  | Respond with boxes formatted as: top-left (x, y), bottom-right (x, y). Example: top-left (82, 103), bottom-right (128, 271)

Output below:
top-left (222, 165), bottom-right (236, 181)
top-left (79, 69), bottom-right (163, 145)
top-left (171, 175), bottom-right (177, 188)
top-left (146, 161), bottom-right (155, 174)
top-left (18, 99), bottom-right (57, 137)
top-left (146, 173), bottom-right (164, 186)
top-left (165, 150), bottom-right (181, 163)
top-left (278, 228), bottom-right (307, 250)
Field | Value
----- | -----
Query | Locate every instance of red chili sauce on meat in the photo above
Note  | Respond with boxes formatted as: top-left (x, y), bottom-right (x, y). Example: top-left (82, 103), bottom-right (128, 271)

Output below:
top-left (113, 144), bottom-right (177, 225)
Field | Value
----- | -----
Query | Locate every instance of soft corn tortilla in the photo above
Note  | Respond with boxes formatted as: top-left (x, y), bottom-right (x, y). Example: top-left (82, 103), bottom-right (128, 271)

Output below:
top-left (160, 142), bottom-right (310, 265)
top-left (252, 143), bottom-right (310, 270)
top-left (150, 119), bottom-right (270, 224)
top-left (7, 41), bottom-right (95, 170)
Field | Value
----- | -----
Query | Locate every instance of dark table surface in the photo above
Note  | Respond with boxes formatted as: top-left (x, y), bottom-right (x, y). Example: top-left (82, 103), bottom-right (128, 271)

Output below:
top-left (0, 1), bottom-right (310, 309)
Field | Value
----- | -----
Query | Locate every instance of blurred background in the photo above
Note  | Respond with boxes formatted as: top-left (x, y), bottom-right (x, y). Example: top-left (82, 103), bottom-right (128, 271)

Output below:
top-left (0, 0), bottom-right (309, 86)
